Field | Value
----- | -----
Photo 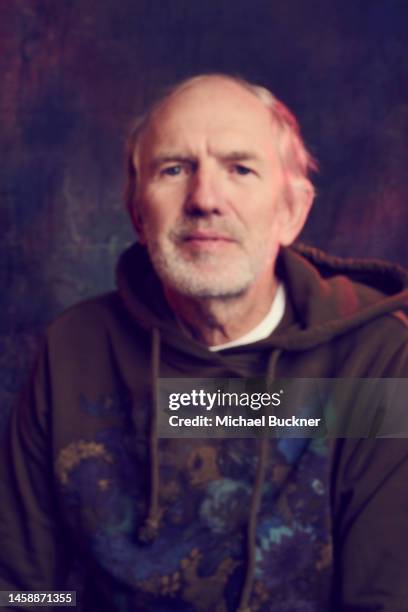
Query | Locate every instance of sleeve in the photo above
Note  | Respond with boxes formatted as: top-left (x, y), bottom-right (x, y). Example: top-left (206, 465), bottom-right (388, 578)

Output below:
top-left (0, 340), bottom-right (73, 596)
top-left (332, 342), bottom-right (408, 611)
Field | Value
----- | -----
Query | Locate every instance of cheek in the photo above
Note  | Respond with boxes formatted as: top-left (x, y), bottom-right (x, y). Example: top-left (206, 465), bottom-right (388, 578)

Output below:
top-left (242, 192), bottom-right (283, 229)
top-left (140, 190), bottom-right (182, 232)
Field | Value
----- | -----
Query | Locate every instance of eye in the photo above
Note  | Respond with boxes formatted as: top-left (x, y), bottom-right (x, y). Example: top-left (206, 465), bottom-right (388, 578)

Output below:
top-left (232, 164), bottom-right (253, 176)
top-left (161, 164), bottom-right (183, 177)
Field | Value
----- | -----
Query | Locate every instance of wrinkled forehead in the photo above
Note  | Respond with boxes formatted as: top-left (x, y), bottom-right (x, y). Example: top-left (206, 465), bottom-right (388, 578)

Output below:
top-left (135, 77), bottom-right (279, 163)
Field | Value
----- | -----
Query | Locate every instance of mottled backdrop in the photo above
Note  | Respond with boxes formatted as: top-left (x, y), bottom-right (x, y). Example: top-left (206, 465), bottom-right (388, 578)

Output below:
top-left (1, 0), bottom-right (407, 417)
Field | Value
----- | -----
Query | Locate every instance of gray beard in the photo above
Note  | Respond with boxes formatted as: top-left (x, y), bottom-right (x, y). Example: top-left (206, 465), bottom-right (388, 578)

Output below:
top-left (145, 238), bottom-right (257, 299)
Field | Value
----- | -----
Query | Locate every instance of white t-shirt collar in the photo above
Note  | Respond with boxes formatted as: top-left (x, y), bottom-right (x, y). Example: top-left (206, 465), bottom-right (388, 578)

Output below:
top-left (209, 283), bottom-right (285, 351)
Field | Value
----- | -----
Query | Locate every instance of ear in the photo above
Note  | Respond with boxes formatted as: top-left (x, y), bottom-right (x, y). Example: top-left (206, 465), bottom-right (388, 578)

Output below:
top-left (126, 148), bottom-right (148, 244)
top-left (129, 204), bottom-right (147, 245)
top-left (278, 180), bottom-right (314, 247)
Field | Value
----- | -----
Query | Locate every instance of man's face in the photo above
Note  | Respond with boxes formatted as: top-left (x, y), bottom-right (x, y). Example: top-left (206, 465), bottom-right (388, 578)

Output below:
top-left (134, 77), bottom-right (294, 299)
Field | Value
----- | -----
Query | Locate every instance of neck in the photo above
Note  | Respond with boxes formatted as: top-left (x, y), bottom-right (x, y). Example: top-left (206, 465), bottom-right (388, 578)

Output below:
top-left (164, 274), bottom-right (278, 346)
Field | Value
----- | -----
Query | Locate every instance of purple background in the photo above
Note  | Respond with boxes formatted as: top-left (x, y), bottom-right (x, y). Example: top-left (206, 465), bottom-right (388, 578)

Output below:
top-left (1, 0), bottom-right (408, 416)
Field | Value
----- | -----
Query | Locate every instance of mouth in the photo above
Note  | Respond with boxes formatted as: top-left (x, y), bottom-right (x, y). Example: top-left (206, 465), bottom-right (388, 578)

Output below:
top-left (182, 231), bottom-right (237, 244)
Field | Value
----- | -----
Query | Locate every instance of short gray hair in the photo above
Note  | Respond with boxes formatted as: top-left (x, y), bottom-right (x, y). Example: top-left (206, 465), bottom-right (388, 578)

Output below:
top-left (124, 73), bottom-right (317, 215)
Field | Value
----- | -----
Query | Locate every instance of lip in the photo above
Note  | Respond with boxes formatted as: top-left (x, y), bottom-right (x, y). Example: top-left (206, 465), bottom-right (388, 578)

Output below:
top-left (183, 232), bottom-right (236, 242)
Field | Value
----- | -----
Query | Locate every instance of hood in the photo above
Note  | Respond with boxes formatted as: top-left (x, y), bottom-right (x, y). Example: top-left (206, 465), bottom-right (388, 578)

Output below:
top-left (115, 241), bottom-right (408, 611)
top-left (116, 241), bottom-right (408, 353)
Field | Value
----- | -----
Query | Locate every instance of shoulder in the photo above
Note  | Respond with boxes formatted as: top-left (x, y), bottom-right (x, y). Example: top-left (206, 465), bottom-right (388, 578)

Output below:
top-left (45, 292), bottom-right (133, 357)
top-left (48, 292), bottom-right (125, 335)
top-left (354, 308), bottom-right (408, 347)
top-left (337, 309), bottom-right (408, 377)
top-left (358, 307), bottom-right (408, 337)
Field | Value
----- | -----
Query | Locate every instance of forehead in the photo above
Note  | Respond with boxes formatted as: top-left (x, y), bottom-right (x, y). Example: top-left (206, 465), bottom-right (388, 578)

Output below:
top-left (138, 78), bottom-right (279, 159)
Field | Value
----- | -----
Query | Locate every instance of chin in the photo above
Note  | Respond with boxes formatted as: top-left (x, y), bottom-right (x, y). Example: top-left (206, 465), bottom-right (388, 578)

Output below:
top-left (176, 282), bottom-right (250, 300)
top-left (157, 260), bottom-right (254, 299)
top-left (147, 240), bottom-right (266, 298)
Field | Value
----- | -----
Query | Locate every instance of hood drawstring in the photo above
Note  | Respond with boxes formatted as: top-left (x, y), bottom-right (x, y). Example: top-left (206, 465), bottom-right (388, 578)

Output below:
top-left (237, 349), bottom-right (282, 612)
top-left (138, 332), bottom-right (283, 611)
top-left (138, 327), bottom-right (161, 543)
top-left (236, 436), bottom-right (269, 612)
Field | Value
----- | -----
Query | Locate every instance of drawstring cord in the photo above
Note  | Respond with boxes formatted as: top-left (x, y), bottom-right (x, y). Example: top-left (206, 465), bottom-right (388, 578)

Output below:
top-left (138, 331), bottom-right (282, 611)
top-left (237, 349), bottom-right (282, 612)
top-left (138, 327), bottom-right (161, 543)
top-left (236, 437), bottom-right (269, 612)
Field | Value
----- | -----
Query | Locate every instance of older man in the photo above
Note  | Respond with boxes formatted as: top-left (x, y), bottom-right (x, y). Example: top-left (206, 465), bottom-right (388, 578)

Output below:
top-left (1, 74), bottom-right (407, 612)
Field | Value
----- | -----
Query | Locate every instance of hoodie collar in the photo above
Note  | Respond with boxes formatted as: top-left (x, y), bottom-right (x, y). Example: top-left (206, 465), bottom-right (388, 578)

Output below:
top-left (116, 241), bottom-right (408, 354)
top-left (271, 243), bottom-right (408, 350)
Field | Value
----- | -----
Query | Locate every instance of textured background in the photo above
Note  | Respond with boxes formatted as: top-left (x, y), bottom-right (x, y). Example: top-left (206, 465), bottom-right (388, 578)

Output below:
top-left (1, 0), bottom-right (408, 418)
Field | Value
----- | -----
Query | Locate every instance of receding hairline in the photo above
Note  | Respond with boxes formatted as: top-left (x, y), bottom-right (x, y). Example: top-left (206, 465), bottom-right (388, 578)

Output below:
top-left (124, 72), bottom-right (318, 215)
top-left (128, 73), bottom-right (290, 176)
top-left (149, 73), bottom-right (273, 113)
top-left (134, 74), bottom-right (278, 158)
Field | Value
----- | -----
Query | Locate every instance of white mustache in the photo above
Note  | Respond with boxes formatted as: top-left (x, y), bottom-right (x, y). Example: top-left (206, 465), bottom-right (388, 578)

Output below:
top-left (170, 220), bottom-right (245, 243)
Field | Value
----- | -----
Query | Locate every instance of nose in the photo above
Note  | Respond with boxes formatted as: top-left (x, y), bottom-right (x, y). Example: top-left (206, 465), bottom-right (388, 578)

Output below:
top-left (184, 165), bottom-right (223, 216)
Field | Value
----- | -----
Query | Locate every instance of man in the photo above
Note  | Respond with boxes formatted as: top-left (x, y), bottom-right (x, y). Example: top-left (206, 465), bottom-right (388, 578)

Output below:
top-left (1, 74), bottom-right (408, 611)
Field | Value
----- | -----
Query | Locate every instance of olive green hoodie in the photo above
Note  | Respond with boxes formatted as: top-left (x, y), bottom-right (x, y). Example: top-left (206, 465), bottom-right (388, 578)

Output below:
top-left (0, 243), bottom-right (407, 611)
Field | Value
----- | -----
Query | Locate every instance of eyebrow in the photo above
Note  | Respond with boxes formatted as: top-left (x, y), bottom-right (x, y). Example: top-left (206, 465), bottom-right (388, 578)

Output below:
top-left (149, 150), bottom-right (260, 171)
top-left (149, 154), bottom-right (194, 171)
